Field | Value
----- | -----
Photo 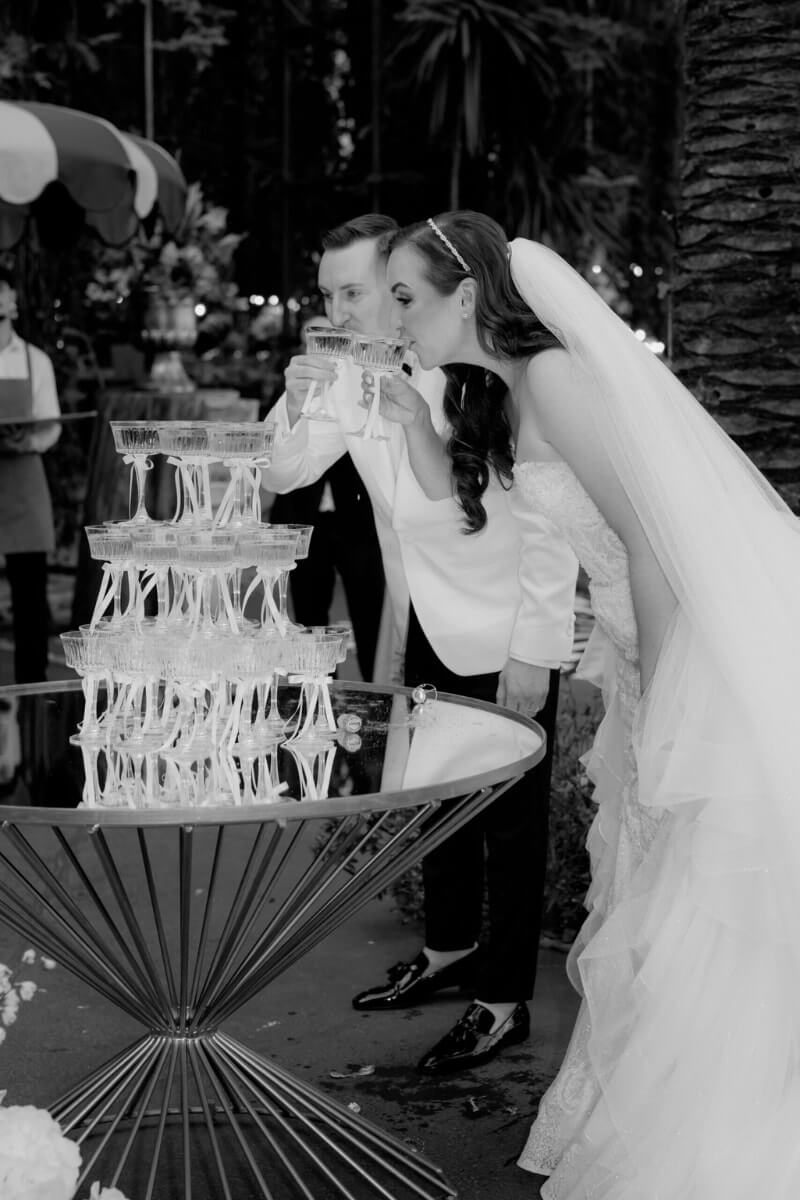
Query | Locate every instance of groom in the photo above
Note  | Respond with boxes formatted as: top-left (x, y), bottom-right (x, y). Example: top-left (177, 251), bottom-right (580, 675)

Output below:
top-left (262, 213), bottom-right (577, 1074)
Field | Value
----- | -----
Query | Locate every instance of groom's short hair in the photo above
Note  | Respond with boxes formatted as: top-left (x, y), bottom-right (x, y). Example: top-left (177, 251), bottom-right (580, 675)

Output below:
top-left (321, 214), bottom-right (399, 261)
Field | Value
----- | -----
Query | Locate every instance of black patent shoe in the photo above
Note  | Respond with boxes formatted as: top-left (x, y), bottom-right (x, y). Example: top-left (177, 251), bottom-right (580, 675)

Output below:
top-left (417, 1001), bottom-right (529, 1074)
top-left (352, 950), bottom-right (480, 1011)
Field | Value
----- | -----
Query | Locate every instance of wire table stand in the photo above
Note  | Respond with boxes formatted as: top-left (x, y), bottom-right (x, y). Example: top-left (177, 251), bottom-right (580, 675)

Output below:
top-left (0, 684), bottom-right (544, 1200)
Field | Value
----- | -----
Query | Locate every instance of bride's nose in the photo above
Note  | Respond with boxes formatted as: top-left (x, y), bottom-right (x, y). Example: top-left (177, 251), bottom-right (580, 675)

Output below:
top-left (390, 301), bottom-right (405, 334)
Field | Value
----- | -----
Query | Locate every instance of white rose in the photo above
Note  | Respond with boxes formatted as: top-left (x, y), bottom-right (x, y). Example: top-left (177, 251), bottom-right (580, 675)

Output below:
top-left (88, 1185), bottom-right (129, 1200)
top-left (0, 1105), bottom-right (81, 1200)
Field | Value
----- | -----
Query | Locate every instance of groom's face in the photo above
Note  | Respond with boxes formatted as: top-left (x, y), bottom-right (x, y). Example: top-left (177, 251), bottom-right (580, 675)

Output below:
top-left (317, 239), bottom-right (396, 336)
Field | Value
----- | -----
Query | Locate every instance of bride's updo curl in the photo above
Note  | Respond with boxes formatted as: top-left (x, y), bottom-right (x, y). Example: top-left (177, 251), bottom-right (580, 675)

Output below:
top-left (386, 211), bottom-right (560, 533)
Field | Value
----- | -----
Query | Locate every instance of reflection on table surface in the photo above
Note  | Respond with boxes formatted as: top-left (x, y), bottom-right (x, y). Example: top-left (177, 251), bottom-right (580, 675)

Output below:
top-left (0, 680), bottom-right (544, 823)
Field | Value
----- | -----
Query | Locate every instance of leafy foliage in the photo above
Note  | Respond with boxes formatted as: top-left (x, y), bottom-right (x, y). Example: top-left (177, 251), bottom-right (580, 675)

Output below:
top-left (387, 0), bottom-right (677, 289)
top-left (0, 0), bottom-right (678, 337)
top-left (542, 682), bottom-right (602, 943)
top-left (104, 0), bottom-right (233, 69)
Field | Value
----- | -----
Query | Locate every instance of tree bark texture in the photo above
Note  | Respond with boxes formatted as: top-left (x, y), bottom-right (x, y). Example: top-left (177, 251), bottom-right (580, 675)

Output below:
top-left (672, 0), bottom-right (800, 508)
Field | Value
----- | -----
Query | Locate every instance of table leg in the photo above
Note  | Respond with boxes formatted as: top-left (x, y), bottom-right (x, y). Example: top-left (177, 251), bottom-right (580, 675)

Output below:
top-left (0, 780), bottom-right (518, 1199)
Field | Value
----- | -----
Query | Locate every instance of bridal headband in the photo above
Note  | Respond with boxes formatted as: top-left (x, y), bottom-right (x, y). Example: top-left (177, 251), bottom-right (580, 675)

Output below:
top-left (426, 217), bottom-right (472, 274)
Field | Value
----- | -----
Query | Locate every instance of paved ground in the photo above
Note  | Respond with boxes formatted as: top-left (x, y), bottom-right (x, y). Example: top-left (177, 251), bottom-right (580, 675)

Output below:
top-left (0, 870), bottom-right (577, 1200)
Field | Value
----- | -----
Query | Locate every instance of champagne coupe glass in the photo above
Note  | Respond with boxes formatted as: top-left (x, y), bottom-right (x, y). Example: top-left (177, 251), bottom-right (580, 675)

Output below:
top-left (238, 528), bottom-right (301, 633)
top-left (61, 629), bottom-right (117, 745)
top-left (269, 523), bottom-right (313, 631)
top-left (109, 421), bottom-right (161, 524)
top-left (159, 751), bottom-right (199, 808)
top-left (349, 333), bottom-right (408, 440)
top-left (77, 620), bottom-right (124, 737)
top-left (227, 531), bottom-right (257, 634)
top-left (157, 421), bottom-right (214, 525)
top-left (175, 530), bottom-right (239, 633)
top-left (215, 636), bottom-right (253, 750)
top-left (283, 736), bottom-right (338, 801)
top-left (85, 523), bottom-right (136, 628)
top-left (209, 422), bottom-right (276, 529)
top-left (202, 746), bottom-right (244, 808)
top-left (107, 632), bottom-right (168, 756)
top-left (169, 633), bottom-right (226, 761)
top-left (72, 741), bottom-right (105, 809)
top-left (307, 623), bottom-right (350, 730)
top-left (283, 631), bottom-right (341, 741)
top-left (252, 628), bottom-right (293, 738)
top-left (301, 326), bottom-right (352, 422)
top-left (308, 624), bottom-right (350, 667)
top-left (250, 739), bottom-right (288, 805)
top-left (129, 524), bottom-right (178, 626)
top-left (225, 637), bottom-right (280, 757)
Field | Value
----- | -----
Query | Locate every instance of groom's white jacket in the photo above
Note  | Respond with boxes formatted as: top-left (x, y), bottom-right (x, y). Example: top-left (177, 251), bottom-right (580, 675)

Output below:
top-left (263, 356), bottom-right (577, 676)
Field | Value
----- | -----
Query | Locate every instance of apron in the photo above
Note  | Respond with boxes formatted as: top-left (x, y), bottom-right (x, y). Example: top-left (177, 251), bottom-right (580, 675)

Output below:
top-left (0, 343), bottom-right (55, 555)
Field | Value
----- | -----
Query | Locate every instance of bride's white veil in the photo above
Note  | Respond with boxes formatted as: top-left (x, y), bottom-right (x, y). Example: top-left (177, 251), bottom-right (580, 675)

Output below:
top-left (509, 238), bottom-right (800, 1195)
top-left (510, 235), bottom-right (800, 858)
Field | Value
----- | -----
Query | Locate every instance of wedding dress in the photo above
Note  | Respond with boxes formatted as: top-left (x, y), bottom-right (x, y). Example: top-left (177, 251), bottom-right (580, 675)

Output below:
top-left (501, 240), bottom-right (800, 1200)
top-left (512, 456), bottom-right (800, 1199)
top-left (514, 459), bottom-right (667, 1190)
top-left (514, 460), bottom-right (658, 1179)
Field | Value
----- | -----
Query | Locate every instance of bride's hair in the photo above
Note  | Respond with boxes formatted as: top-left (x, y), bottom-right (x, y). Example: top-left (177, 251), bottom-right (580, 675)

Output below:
top-left (387, 210), bottom-right (560, 533)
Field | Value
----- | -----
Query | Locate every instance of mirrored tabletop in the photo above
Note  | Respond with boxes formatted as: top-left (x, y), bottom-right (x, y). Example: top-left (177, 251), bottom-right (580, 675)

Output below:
top-left (0, 680), bottom-right (544, 825)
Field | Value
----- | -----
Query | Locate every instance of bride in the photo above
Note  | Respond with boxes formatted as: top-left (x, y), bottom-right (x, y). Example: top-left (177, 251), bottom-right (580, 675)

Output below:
top-left (377, 210), bottom-right (800, 1199)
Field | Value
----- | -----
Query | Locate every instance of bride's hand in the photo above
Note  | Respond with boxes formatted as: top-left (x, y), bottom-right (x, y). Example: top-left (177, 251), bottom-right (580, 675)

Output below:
top-left (379, 375), bottom-right (430, 428)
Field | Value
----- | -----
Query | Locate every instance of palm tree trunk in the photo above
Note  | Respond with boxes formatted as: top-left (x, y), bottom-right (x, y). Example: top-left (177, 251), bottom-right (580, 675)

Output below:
top-left (370, 0), bottom-right (382, 210)
top-left (449, 124), bottom-right (463, 210)
top-left (672, 0), bottom-right (800, 508)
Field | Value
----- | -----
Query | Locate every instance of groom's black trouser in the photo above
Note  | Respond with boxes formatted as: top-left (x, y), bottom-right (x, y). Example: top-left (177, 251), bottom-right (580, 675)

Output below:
top-left (404, 604), bottom-right (559, 1003)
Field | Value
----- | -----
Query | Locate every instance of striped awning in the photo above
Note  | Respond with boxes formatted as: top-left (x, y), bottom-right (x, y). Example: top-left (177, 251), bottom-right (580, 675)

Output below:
top-left (0, 100), bottom-right (187, 250)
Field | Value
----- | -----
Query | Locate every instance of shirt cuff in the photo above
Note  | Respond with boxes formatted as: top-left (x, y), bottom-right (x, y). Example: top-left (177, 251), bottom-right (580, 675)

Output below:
top-left (509, 617), bottom-right (576, 668)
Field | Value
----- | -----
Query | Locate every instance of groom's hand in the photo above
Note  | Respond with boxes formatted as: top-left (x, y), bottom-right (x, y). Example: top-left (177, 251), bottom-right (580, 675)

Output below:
top-left (284, 354), bottom-right (338, 425)
top-left (496, 658), bottom-right (550, 718)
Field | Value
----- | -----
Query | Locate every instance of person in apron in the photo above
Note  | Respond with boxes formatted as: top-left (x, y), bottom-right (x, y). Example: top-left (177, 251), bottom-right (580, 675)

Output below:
top-left (0, 267), bottom-right (61, 683)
